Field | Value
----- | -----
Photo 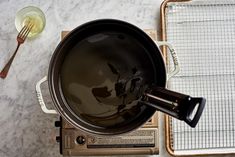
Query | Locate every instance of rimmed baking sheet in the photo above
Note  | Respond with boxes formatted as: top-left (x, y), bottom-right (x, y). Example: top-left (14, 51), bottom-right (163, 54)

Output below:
top-left (161, 0), bottom-right (235, 156)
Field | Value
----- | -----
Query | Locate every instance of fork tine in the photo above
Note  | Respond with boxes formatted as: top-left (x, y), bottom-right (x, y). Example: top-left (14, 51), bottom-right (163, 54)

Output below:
top-left (22, 23), bottom-right (34, 40)
top-left (18, 24), bottom-right (29, 38)
top-left (18, 25), bottom-right (27, 37)
top-left (19, 23), bottom-right (34, 40)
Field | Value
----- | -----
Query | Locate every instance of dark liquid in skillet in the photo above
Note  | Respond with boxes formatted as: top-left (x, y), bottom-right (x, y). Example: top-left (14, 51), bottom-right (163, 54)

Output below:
top-left (60, 31), bottom-right (155, 128)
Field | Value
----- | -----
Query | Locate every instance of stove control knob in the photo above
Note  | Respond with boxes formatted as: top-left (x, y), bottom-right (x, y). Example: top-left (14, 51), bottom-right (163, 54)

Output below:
top-left (56, 136), bottom-right (60, 143)
top-left (76, 136), bottom-right (86, 145)
top-left (55, 121), bottom-right (61, 127)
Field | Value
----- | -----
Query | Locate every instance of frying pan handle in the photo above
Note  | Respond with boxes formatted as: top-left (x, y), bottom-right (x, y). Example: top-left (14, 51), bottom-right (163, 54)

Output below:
top-left (142, 87), bottom-right (206, 127)
top-left (185, 97), bottom-right (206, 127)
top-left (155, 41), bottom-right (180, 79)
top-left (35, 76), bottom-right (57, 114)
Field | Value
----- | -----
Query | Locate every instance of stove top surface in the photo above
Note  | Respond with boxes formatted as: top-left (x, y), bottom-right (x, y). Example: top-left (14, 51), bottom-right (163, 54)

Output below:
top-left (56, 112), bottom-right (159, 156)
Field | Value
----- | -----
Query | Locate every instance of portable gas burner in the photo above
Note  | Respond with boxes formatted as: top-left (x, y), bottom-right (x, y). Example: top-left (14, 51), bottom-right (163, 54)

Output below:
top-left (35, 29), bottom-right (160, 156)
top-left (55, 113), bottom-right (158, 156)
top-left (57, 30), bottom-right (160, 156)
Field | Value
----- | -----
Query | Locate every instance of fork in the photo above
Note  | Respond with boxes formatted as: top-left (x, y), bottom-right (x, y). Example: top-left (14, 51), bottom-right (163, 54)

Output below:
top-left (0, 23), bottom-right (34, 79)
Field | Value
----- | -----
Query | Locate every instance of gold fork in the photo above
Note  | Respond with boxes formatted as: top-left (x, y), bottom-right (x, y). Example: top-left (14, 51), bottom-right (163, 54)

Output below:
top-left (0, 22), bottom-right (34, 79)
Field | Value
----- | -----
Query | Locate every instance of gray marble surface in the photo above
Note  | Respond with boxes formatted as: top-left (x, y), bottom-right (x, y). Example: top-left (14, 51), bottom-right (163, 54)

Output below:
top-left (0, 0), bottom-right (164, 157)
top-left (1, 0), bottom-right (232, 157)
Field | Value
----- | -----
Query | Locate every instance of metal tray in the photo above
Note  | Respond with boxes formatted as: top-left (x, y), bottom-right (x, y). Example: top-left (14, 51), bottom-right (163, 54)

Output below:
top-left (161, 0), bottom-right (235, 156)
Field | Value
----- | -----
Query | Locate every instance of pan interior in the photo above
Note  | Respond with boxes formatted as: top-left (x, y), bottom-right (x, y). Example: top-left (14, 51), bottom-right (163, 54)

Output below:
top-left (60, 30), bottom-right (156, 128)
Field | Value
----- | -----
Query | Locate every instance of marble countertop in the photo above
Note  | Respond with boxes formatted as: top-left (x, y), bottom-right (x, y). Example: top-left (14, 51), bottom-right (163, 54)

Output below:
top-left (1, 1), bottom-right (229, 157)
top-left (0, 0), bottom-right (233, 157)
top-left (0, 0), bottom-right (164, 157)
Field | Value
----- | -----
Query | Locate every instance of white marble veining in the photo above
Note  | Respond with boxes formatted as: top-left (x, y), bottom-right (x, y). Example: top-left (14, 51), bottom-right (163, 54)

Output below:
top-left (0, 0), bottom-right (232, 157)
top-left (0, 0), bottom-right (164, 157)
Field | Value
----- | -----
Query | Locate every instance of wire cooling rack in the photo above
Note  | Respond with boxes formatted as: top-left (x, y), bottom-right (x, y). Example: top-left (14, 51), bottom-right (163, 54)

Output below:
top-left (163, 0), bottom-right (235, 155)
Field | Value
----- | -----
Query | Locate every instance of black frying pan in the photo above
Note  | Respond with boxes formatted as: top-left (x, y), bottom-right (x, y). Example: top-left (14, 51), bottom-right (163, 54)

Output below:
top-left (47, 19), bottom-right (205, 135)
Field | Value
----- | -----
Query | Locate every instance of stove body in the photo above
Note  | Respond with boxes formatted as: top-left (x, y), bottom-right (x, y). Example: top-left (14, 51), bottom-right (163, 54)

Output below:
top-left (55, 112), bottom-right (159, 156)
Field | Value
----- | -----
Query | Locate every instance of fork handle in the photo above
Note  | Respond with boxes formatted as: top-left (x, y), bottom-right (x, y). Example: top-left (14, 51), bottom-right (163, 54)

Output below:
top-left (0, 43), bottom-right (21, 79)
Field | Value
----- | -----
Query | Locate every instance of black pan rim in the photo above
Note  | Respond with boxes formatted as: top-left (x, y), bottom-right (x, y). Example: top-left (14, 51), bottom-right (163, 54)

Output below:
top-left (48, 19), bottom-right (167, 135)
